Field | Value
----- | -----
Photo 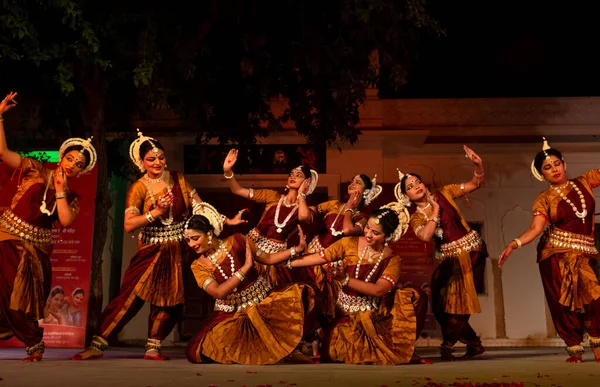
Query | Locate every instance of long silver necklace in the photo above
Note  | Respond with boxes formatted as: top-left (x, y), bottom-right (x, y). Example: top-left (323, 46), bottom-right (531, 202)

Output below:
top-left (329, 203), bottom-right (346, 237)
top-left (207, 241), bottom-right (236, 280)
top-left (143, 171), bottom-right (174, 225)
top-left (274, 195), bottom-right (298, 233)
top-left (355, 243), bottom-right (386, 283)
top-left (551, 181), bottom-right (587, 223)
top-left (39, 171), bottom-right (57, 216)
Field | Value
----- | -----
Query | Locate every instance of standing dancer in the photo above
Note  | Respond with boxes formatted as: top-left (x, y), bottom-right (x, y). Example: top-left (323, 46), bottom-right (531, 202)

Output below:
top-left (73, 130), bottom-right (243, 361)
top-left (0, 91), bottom-right (97, 361)
top-left (222, 149), bottom-right (317, 285)
top-left (499, 138), bottom-right (600, 363)
top-left (400, 145), bottom-right (487, 361)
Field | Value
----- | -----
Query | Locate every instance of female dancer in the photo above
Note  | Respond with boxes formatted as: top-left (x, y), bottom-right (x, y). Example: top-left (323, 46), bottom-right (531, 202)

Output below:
top-left (305, 174), bottom-right (382, 351)
top-left (400, 145), bottom-right (487, 361)
top-left (499, 138), bottom-right (600, 363)
top-left (222, 149), bottom-right (318, 284)
top-left (0, 91), bottom-right (97, 361)
top-left (184, 202), bottom-right (314, 365)
top-left (260, 205), bottom-right (428, 365)
top-left (73, 130), bottom-right (244, 361)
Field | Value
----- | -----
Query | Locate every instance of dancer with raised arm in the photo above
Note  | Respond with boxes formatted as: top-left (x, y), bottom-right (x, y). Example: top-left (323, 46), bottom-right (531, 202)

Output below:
top-left (0, 91), bottom-right (97, 361)
top-left (400, 145), bottom-right (487, 361)
top-left (499, 138), bottom-right (600, 363)
top-left (222, 149), bottom-right (317, 284)
top-left (73, 130), bottom-right (244, 361)
top-left (184, 202), bottom-right (315, 364)
top-left (258, 202), bottom-right (429, 365)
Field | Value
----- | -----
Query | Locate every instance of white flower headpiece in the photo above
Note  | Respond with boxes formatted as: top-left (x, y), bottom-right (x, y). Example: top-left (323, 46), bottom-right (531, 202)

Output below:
top-left (296, 166), bottom-right (319, 195)
top-left (361, 174), bottom-right (383, 206)
top-left (373, 203), bottom-right (410, 242)
top-left (59, 137), bottom-right (97, 175)
top-left (185, 200), bottom-right (225, 236)
top-left (393, 169), bottom-right (412, 208)
top-left (129, 129), bottom-right (160, 173)
top-left (531, 137), bottom-right (552, 182)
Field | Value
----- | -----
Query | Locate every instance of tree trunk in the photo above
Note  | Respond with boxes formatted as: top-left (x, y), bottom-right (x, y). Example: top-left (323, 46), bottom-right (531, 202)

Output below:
top-left (82, 79), bottom-right (109, 344)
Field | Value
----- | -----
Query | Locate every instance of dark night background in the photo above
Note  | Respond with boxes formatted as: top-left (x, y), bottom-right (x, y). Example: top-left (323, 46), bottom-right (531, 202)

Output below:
top-left (381, 1), bottom-right (598, 98)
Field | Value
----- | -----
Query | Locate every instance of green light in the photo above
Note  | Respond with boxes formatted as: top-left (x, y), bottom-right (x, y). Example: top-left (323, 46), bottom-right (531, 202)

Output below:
top-left (20, 150), bottom-right (60, 162)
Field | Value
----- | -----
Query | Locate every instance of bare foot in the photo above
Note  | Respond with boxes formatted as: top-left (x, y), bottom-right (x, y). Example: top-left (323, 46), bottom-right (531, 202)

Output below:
top-left (72, 347), bottom-right (104, 360)
top-left (566, 354), bottom-right (583, 363)
top-left (590, 346), bottom-right (600, 363)
top-left (144, 349), bottom-right (170, 361)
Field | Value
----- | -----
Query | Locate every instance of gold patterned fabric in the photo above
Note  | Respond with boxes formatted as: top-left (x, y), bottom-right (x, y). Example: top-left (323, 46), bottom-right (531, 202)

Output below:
top-left (409, 185), bottom-right (482, 315)
top-left (188, 234), bottom-right (314, 365)
top-left (534, 170), bottom-right (600, 313)
top-left (321, 237), bottom-right (417, 365)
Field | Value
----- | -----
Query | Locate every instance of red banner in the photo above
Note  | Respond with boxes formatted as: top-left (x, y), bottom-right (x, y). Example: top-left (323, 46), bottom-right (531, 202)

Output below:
top-left (0, 161), bottom-right (97, 348)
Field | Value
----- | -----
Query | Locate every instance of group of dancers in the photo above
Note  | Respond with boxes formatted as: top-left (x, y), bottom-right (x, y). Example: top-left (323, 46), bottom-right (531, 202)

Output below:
top-left (1, 90), bottom-right (600, 365)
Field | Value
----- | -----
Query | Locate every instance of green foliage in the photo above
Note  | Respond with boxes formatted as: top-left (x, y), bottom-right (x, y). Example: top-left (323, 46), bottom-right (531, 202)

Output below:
top-left (0, 0), bottom-right (441, 147)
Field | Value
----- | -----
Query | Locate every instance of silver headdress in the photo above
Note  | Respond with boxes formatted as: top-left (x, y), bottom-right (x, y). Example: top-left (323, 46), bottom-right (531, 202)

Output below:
top-left (531, 137), bottom-right (552, 182)
top-left (295, 166), bottom-right (319, 195)
top-left (373, 203), bottom-right (410, 242)
top-left (361, 174), bottom-right (383, 206)
top-left (185, 200), bottom-right (225, 236)
top-left (59, 137), bottom-right (97, 175)
top-left (393, 169), bottom-right (412, 208)
top-left (129, 129), bottom-right (160, 173)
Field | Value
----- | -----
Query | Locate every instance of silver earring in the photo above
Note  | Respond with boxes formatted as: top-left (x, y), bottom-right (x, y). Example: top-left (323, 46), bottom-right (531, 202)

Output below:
top-left (285, 185), bottom-right (289, 191)
top-left (208, 233), bottom-right (212, 244)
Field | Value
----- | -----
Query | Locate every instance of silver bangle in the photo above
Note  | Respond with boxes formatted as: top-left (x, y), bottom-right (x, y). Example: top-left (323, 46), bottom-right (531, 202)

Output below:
top-left (145, 212), bottom-right (155, 223)
top-left (234, 271), bottom-right (245, 282)
top-left (286, 258), bottom-right (292, 269)
top-left (341, 274), bottom-right (350, 287)
top-left (474, 170), bottom-right (484, 178)
top-left (290, 246), bottom-right (297, 259)
top-left (428, 216), bottom-right (439, 223)
top-left (224, 171), bottom-right (234, 180)
top-left (513, 238), bottom-right (522, 249)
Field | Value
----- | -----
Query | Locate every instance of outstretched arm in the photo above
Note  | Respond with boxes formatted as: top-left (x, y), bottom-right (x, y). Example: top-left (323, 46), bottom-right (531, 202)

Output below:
top-left (0, 92), bottom-right (22, 169)
top-left (498, 215), bottom-right (546, 269)
top-left (254, 225), bottom-right (311, 265)
top-left (461, 145), bottom-right (484, 194)
top-left (223, 149), bottom-right (251, 198)
top-left (346, 277), bottom-right (394, 297)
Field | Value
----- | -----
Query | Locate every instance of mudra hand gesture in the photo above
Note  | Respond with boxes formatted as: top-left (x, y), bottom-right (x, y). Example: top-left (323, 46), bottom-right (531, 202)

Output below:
top-left (243, 240), bottom-right (254, 270)
top-left (346, 191), bottom-right (361, 210)
top-left (156, 193), bottom-right (174, 214)
top-left (0, 91), bottom-right (17, 115)
top-left (223, 149), bottom-right (238, 173)
top-left (227, 208), bottom-right (249, 226)
top-left (299, 178), bottom-right (312, 196)
top-left (54, 167), bottom-right (67, 192)
top-left (296, 225), bottom-right (307, 253)
top-left (463, 145), bottom-right (483, 167)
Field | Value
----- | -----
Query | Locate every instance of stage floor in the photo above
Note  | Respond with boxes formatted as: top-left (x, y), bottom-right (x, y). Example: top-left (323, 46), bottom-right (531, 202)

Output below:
top-left (0, 347), bottom-right (598, 387)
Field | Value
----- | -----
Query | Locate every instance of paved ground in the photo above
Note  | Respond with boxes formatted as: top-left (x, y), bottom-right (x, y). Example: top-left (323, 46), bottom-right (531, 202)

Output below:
top-left (0, 347), bottom-right (599, 387)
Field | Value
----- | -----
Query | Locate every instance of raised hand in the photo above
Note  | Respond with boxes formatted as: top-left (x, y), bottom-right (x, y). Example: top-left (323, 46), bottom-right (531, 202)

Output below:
top-left (299, 178), bottom-right (312, 195)
top-left (223, 149), bottom-right (238, 173)
top-left (296, 225), bottom-right (307, 253)
top-left (244, 240), bottom-right (254, 270)
top-left (426, 191), bottom-right (439, 210)
top-left (347, 191), bottom-right (361, 209)
top-left (463, 145), bottom-right (482, 167)
top-left (54, 167), bottom-right (67, 192)
top-left (226, 208), bottom-right (249, 226)
top-left (0, 92), bottom-right (17, 115)
top-left (156, 192), bottom-right (174, 214)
